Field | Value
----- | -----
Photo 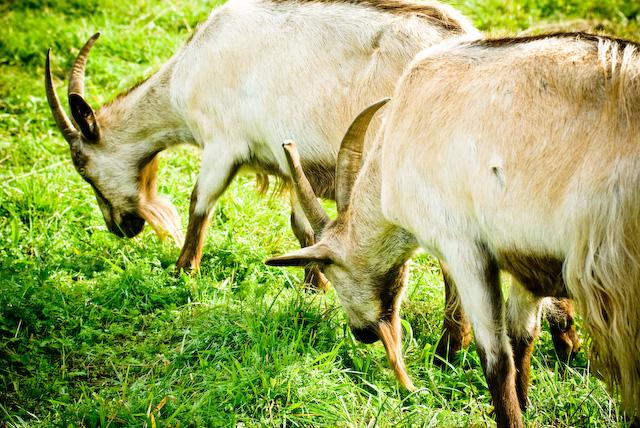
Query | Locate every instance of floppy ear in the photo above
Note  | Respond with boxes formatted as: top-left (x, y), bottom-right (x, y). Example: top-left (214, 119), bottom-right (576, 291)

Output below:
top-left (378, 320), bottom-right (415, 391)
top-left (265, 244), bottom-right (334, 267)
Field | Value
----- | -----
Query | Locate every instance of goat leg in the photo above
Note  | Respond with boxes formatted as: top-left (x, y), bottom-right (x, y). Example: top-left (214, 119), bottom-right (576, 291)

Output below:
top-left (175, 150), bottom-right (239, 273)
top-left (435, 260), bottom-right (472, 364)
top-left (546, 297), bottom-right (580, 363)
top-left (290, 193), bottom-right (329, 291)
top-left (175, 184), bottom-right (210, 273)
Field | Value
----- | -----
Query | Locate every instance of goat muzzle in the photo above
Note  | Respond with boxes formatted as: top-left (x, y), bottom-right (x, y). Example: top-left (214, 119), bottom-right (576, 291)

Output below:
top-left (118, 212), bottom-right (146, 238)
top-left (351, 325), bottom-right (380, 344)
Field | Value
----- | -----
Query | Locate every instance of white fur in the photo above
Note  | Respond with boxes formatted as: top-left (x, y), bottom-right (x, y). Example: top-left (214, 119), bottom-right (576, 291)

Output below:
top-left (166, 0), bottom-right (478, 216)
top-left (507, 282), bottom-right (542, 341)
top-left (66, 0), bottom-right (477, 264)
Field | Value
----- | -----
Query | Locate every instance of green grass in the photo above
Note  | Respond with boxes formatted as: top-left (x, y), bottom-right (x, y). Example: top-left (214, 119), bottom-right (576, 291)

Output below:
top-left (1, 0), bottom-right (639, 426)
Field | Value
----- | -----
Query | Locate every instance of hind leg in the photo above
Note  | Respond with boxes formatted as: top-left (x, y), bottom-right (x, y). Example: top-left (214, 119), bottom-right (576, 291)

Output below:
top-left (546, 297), bottom-right (580, 362)
top-left (435, 260), bottom-right (472, 364)
top-left (290, 192), bottom-right (329, 291)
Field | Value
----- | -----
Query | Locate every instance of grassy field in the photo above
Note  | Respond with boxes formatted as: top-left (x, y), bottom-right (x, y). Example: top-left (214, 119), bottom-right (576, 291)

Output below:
top-left (1, 0), bottom-right (639, 426)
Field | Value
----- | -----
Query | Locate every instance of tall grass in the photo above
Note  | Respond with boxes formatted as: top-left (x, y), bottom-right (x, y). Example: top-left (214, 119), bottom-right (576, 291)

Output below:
top-left (1, 0), bottom-right (638, 426)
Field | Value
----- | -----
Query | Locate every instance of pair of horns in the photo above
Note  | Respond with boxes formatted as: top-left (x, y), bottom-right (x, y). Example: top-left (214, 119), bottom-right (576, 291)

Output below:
top-left (283, 98), bottom-right (390, 234)
top-left (45, 32), bottom-right (101, 144)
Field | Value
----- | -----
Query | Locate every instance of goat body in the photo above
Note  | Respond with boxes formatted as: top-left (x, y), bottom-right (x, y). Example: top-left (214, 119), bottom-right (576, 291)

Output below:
top-left (383, 33), bottom-right (640, 423)
top-left (170, 0), bottom-right (476, 272)
top-left (45, 0), bottom-right (475, 280)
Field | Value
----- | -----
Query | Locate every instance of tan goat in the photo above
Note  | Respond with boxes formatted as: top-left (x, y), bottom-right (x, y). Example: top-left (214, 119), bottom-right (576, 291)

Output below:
top-left (268, 33), bottom-right (640, 427)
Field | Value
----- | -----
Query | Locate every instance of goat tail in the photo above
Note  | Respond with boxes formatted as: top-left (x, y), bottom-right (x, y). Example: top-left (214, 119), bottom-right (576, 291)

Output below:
top-left (256, 173), bottom-right (271, 195)
top-left (564, 175), bottom-right (640, 417)
top-left (597, 39), bottom-right (640, 127)
top-left (255, 173), bottom-right (289, 197)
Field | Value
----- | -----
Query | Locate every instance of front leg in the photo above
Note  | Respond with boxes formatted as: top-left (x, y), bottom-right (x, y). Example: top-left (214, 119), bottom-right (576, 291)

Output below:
top-left (440, 240), bottom-right (522, 428)
top-left (175, 183), bottom-right (211, 272)
top-left (290, 192), bottom-right (329, 291)
top-left (506, 282), bottom-right (543, 411)
top-left (435, 260), bottom-right (472, 364)
top-left (176, 144), bottom-right (239, 272)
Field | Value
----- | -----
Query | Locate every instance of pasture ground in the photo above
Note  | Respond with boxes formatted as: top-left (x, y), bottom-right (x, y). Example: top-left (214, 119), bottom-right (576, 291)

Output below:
top-left (1, 0), bottom-right (639, 426)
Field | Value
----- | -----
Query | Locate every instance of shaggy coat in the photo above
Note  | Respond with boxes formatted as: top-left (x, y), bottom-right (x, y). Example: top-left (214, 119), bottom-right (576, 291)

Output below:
top-left (268, 33), bottom-right (640, 427)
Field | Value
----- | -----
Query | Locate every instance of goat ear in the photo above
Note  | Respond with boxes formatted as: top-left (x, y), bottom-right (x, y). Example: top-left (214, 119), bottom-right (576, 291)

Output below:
top-left (69, 93), bottom-right (99, 142)
top-left (265, 244), bottom-right (334, 267)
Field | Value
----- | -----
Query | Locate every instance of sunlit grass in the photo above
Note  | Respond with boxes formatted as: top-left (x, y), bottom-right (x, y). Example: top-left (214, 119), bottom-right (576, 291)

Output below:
top-left (1, 0), bottom-right (638, 426)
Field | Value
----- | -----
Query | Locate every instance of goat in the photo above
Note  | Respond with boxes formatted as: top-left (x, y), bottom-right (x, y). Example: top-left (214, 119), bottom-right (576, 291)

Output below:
top-left (45, 0), bottom-right (476, 289)
top-left (267, 32), bottom-right (640, 426)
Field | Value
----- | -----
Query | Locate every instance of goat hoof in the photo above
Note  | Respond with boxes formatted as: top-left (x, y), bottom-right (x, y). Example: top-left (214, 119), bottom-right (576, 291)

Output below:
top-left (552, 328), bottom-right (581, 363)
top-left (174, 260), bottom-right (197, 277)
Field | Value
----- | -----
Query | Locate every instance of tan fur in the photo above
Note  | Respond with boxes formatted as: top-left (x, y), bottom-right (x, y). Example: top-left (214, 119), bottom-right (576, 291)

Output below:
top-left (136, 156), bottom-right (184, 246)
top-left (268, 33), bottom-right (640, 423)
top-left (381, 34), bottom-right (640, 416)
top-left (255, 173), bottom-right (271, 195)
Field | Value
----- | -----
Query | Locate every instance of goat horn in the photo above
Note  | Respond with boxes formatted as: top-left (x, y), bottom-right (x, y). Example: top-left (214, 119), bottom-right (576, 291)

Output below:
top-left (282, 141), bottom-right (329, 235)
top-left (45, 48), bottom-right (79, 144)
top-left (335, 98), bottom-right (390, 214)
top-left (68, 32), bottom-right (100, 98)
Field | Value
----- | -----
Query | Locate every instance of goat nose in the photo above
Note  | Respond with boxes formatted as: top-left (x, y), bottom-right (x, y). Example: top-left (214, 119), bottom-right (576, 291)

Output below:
top-left (120, 213), bottom-right (145, 238)
top-left (106, 214), bottom-right (125, 237)
top-left (351, 325), bottom-right (380, 344)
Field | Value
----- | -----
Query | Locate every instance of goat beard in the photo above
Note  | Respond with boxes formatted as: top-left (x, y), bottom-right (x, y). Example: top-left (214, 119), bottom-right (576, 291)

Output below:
top-left (137, 155), bottom-right (185, 248)
top-left (139, 195), bottom-right (184, 247)
top-left (377, 319), bottom-right (415, 391)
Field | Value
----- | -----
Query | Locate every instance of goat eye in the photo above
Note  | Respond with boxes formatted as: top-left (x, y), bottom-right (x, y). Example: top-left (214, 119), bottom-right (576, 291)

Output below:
top-left (78, 167), bottom-right (86, 176)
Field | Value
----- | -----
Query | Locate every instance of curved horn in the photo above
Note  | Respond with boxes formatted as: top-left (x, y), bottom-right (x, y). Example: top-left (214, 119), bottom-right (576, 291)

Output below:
top-left (68, 32), bottom-right (100, 97)
top-left (335, 98), bottom-right (390, 213)
top-left (45, 48), bottom-right (79, 144)
top-left (282, 141), bottom-right (330, 235)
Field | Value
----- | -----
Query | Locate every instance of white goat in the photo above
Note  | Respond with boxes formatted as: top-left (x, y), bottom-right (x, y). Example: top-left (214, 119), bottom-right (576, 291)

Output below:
top-left (268, 32), bottom-right (640, 427)
top-left (44, 0), bottom-right (476, 285)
